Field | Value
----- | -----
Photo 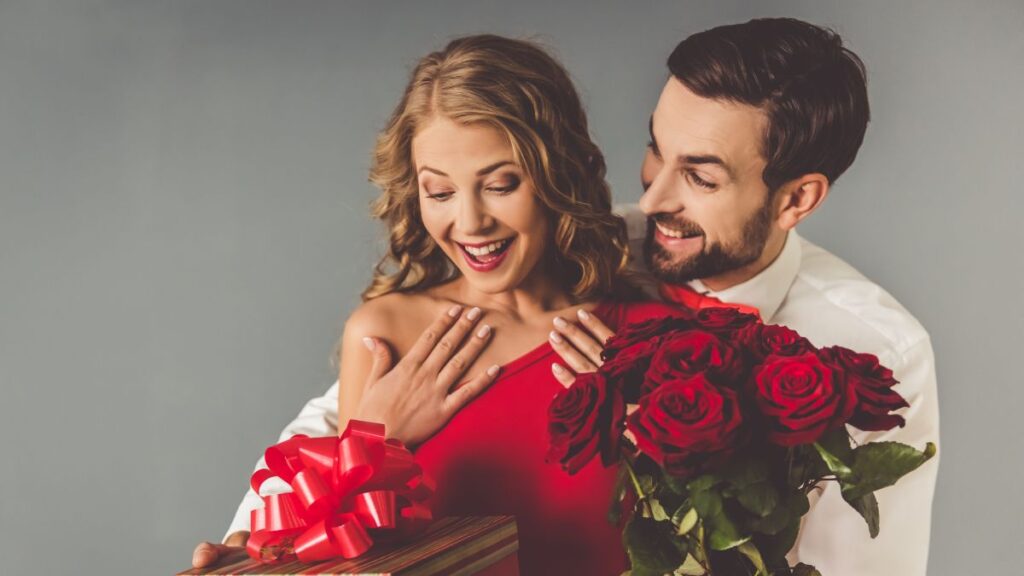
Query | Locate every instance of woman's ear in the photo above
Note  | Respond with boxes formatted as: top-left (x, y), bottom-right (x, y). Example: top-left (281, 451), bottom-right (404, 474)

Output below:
top-left (775, 173), bottom-right (830, 230)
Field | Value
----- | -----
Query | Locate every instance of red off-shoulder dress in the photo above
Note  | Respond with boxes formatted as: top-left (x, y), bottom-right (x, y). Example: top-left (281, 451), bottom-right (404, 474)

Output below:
top-left (413, 300), bottom-right (687, 575)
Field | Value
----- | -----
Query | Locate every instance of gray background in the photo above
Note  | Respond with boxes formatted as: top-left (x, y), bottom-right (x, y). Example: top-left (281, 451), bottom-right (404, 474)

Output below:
top-left (1, 1), bottom-right (1021, 574)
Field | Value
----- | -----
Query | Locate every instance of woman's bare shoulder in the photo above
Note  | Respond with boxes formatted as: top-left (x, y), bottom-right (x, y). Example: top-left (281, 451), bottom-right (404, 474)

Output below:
top-left (343, 290), bottom-right (455, 354)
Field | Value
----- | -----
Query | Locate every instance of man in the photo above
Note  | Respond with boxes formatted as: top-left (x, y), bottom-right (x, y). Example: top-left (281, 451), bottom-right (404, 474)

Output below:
top-left (195, 18), bottom-right (938, 575)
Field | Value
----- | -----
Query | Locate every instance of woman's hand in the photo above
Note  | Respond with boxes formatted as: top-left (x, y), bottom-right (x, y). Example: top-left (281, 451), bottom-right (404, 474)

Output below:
top-left (354, 305), bottom-right (500, 446)
top-left (548, 307), bottom-right (615, 387)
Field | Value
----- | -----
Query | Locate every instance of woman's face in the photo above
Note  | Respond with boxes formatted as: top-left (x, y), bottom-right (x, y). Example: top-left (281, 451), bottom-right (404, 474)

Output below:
top-left (412, 117), bottom-right (551, 295)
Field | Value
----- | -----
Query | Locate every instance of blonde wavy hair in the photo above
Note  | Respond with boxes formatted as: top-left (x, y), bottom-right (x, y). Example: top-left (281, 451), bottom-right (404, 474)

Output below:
top-left (362, 34), bottom-right (632, 302)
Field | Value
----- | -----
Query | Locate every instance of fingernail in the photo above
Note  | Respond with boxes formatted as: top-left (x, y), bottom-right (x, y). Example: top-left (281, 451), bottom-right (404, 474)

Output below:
top-left (577, 308), bottom-right (590, 320)
top-left (448, 304), bottom-right (463, 317)
top-left (476, 324), bottom-right (491, 338)
top-left (551, 363), bottom-right (566, 375)
top-left (362, 337), bottom-right (375, 351)
top-left (553, 316), bottom-right (568, 329)
top-left (487, 365), bottom-right (500, 377)
top-left (467, 306), bottom-right (481, 321)
top-left (549, 330), bottom-right (564, 344)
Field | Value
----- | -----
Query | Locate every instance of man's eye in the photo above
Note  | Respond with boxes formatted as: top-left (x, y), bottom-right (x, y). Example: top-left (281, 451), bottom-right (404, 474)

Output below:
top-left (647, 140), bottom-right (662, 159)
top-left (689, 172), bottom-right (717, 190)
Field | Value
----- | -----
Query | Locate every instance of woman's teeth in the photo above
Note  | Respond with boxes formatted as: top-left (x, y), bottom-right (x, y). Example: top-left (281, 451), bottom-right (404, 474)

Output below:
top-left (462, 238), bottom-right (512, 260)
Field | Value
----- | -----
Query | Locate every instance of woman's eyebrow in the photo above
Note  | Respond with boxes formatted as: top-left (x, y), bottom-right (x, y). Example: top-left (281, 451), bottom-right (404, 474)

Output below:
top-left (417, 160), bottom-right (515, 178)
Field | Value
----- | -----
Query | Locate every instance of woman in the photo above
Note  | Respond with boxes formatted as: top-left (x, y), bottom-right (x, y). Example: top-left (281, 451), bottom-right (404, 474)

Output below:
top-left (336, 35), bottom-right (683, 575)
top-left (194, 35), bottom-right (684, 574)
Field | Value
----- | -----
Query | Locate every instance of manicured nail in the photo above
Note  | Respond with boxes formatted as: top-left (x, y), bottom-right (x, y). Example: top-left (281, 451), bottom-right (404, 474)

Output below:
top-left (448, 304), bottom-right (463, 317)
top-left (549, 330), bottom-right (564, 344)
top-left (551, 363), bottom-right (566, 375)
top-left (577, 308), bottom-right (590, 321)
top-left (476, 325), bottom-right (491, 338)
top-left (553, 316), bottom-right (569, 329)
top-left (487, 365), bottom-right (500, 377)
top-left (362, 337), bottom-right (375, 351)
top-left (467, 307), bottom-right (481, 321)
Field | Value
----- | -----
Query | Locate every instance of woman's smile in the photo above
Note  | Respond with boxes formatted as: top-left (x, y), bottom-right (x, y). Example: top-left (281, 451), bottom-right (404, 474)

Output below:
top-left (456, 236), bottom-right (516, 272)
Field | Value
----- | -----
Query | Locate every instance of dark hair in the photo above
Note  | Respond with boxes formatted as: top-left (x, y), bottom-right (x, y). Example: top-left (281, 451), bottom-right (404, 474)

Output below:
top-left (668, 18), bottom-right (870, 190)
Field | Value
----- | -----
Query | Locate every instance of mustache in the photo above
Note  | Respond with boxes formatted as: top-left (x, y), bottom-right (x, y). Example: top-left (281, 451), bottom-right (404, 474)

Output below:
top-left (649, 214), bottom-right (705, 237)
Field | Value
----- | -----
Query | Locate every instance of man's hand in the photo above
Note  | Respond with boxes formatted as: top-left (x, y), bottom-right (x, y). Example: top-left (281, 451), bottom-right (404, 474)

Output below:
top-left (548, 308), bottom-right (615, 388)
top-left (191, 530), bottom-right (248, 568)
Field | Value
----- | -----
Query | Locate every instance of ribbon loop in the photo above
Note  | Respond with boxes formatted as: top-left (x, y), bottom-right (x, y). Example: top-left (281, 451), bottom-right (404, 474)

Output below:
top-left (247, 421), bottom-right (432, 563)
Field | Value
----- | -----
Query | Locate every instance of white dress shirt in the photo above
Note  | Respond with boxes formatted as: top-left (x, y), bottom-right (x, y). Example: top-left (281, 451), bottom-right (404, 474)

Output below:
top-left (227, 204), bottom-right (940, 576)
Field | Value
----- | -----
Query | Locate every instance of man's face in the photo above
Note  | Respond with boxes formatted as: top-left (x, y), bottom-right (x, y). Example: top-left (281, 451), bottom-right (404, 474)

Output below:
top-left (640, 78), bottom-right (780, 286)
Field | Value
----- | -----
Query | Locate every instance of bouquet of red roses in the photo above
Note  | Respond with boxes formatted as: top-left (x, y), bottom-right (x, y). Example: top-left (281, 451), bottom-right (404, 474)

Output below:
top-left (547, 308), bottom-right (935, 576)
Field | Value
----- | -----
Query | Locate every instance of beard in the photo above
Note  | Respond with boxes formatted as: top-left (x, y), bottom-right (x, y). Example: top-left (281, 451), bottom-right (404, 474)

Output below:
top-left (643, 196), bottom-right (775, 285)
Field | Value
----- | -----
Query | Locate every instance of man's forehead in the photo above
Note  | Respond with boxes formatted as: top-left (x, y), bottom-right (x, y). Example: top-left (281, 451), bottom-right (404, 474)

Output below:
top-left (651, 77), bottom-right (766, 164)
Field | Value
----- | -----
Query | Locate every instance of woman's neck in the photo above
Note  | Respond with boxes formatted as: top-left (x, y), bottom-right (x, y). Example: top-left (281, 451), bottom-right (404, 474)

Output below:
top-left (447, 267), bottom-right (578, 322)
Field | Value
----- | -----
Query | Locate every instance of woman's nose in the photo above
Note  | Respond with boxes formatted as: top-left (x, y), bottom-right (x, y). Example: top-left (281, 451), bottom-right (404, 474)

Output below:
top-left (454, 194), bottom-right (491, 234)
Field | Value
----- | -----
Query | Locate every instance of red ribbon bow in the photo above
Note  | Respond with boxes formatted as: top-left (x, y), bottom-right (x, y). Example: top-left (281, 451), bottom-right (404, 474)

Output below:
top-left (246, 420), bottom-right (434, 563)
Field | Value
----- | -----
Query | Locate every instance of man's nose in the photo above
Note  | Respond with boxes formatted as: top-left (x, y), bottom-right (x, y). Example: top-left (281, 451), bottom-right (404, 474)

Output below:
top-left (638, 170), bottom-right (684, 216)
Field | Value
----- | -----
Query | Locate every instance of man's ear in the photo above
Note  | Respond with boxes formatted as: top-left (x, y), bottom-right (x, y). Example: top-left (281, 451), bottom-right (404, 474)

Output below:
top-left (775, 173), bottom-right (829, 231)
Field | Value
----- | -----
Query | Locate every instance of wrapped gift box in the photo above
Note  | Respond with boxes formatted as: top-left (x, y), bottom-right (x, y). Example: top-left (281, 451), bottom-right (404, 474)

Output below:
top-left (178, 516), bottom-right (518, 576)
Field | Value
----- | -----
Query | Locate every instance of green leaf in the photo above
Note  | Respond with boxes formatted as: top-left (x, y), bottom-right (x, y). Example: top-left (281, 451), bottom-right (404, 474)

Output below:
top-left (818, 426), bottom-right (854, 461)
top-left (674, 507), bottom-right (699, 536)
top-left (736, 541), bottom-right (768, 576)
top-left (708, 504), bottom-right (749, 551)
top-left (648, 497), bottom-right (671, 522)
top-left (674, 554), bottom-right (706, 575)
top-left (812, 442), bottom-right (853, 479)
top-left (687, 474), bottom-right (719, 492)
top-left (754, 517), bottom-right (802, 567)
top-left (843, 491), bottom-right (880, 538)
top-left (745, 489), bottom-right (808, 536)
top-left (841, 442), bottom-right (936, 501)
top-left (623, 516), bottom-right (685, 576)
top-left (736, 482), bottom-right (780, 518)
top-left (689, 479), bottom-right (751, 551)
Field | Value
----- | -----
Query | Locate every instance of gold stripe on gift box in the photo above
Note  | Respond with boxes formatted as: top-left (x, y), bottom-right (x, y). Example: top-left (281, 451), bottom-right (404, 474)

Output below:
top-left (179, 516), bottom-right (519, 576)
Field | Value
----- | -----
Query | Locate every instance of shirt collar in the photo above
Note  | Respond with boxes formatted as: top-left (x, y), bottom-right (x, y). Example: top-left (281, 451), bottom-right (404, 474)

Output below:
top-left (686, 229), bottom-right (802, 322)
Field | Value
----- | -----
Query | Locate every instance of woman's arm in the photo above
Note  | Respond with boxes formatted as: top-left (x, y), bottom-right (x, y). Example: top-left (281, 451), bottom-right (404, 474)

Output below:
top-left (337, 299), bottom-right (393, 430)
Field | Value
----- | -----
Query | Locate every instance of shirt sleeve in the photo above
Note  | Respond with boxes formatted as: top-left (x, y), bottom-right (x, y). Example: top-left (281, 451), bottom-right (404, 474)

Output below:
top-left (787, 337), bottom-right (940, 575)
top-left (222, 380), bottom-right (341, 542)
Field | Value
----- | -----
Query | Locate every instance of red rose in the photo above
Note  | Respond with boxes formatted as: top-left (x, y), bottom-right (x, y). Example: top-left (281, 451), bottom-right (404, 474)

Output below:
top-left (600, 316), bottom-right (697, 401)
top-left (738, 324), bottom-right (814, 360)
top-left (600, 337), bottom-right (662, 401)
top-left (627, 375), bottom-right (745, 477)
top-left (820, 346), bottom-right (909, 431)
top-left (603, 316), bottom-right (695, 360)
top-left (752, 352), bottom-right (857, 446)
top-left (547, 372), bottom-right (625, 474)
top-left (694, 307), bottom-right (760, 333)
top-left (644, 330), bottom-right (744, 393)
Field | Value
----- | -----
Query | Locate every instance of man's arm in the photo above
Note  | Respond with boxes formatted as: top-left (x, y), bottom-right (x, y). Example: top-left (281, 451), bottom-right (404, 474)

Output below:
top-left (222, 380), bottom-right (341, 542)
top-left (788, 337), bottom-right (940, 575)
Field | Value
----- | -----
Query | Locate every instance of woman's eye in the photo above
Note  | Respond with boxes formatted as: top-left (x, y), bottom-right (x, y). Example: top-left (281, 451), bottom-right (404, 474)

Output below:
top-left (425, 190), bottom-right (454, 202)
top-left (689, 171), bottom-right (717, 190)
top-left (486, 178), bottom-right (520, 195)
